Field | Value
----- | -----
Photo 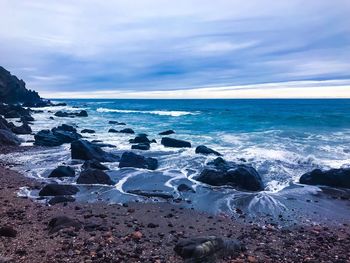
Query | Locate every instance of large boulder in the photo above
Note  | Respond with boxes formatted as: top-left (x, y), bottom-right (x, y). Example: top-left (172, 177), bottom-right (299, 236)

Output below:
top-left (119, 152), bottom-right (158, 170)
top-left (71, 139), bottom-right (119, 162)
top-left (34, 125), bottom-right (82, 146)
top-left (119, 128), bottom-right (135, 134)
top-left (129, 134), bottom-right (151, 144)
top-left (54, 110), bottom-right (88, 118)
top-left (0, 129), bottom-right (21, 146)
top-left (12, 123), bottom-right (32, 135)
top-left (159, 130), bottom-right (175, 136)
top-left (161, 137), bottom-right (191, 148)
top-left (39, 184), bottom-right (79, 196)
top-left (195, 145), bottom-right (221, 156)
top-left (195, 157), bottom-right (264, 191)
top-left (82, 160), bottom-right (109, 170)
top-left (131, 143), bottom-right (150, 151)
top-left (34, 130), bottom-right (62, 146)
top-left (48, 166), bottom-right (75, 178)
top-left (77, 169), bottom-right (115, 185)
top-left (0, 116), bottom-right (12, 130)
top-left (300, 168), bottom-right (350, 189)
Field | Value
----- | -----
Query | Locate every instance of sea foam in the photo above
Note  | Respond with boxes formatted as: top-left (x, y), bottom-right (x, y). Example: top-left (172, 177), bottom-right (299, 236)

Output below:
top-left (96, 108), bottom-right (198, 117)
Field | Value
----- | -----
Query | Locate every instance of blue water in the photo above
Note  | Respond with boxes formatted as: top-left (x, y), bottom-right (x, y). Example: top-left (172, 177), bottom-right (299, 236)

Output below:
top-left (4, 99), bottom-right (350, 225)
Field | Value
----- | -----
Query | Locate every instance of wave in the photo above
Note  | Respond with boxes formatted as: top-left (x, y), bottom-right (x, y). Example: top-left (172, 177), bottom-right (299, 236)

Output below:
top-left (96, 108), bottom-right (198, 117)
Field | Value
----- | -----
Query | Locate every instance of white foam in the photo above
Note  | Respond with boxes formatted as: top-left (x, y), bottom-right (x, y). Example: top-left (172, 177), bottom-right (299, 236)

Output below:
top-left (96, 108), bottom-right (198, 117)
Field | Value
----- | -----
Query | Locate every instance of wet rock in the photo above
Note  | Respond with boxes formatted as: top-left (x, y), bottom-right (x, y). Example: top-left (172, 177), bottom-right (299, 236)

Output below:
top-left (39, 184), bottom-right (79, 196)
top-left (196, 157), bottom-right (264, 191)
top-left (48, 216), bottom-right (81, 234)
top-left (195, 145), bottom-right (221, 156)
top-left (20, 115), bottom-right (34, 122)
top-left (12, 122), bottom-right (32, 134)
top-left (159, 130), bottom-right (175, 135)
top-left (48, 196), bottom-right (75, 205)
top-left (54, 110), bottom-right (88, 118)
top-left (34, 130), bottom-right (62, 146)
top-left (48, 166), bottom-right (75, 178)
top-left (0, 226), bottom-right (17, 237)
top-left (71, 139), bottom-right (119, 162)
top-left (161, 137), bottom-right (191, 148)
top-left (177, 184), bottom-right (195, 193)
top-left (119, 152), bottom-right (158, 170)
top-left (54, 124), bottom-right (77, 133)
top-left (174, 236), bottom-right (243, 261)
top-left (93, 143), bottom-right (116, 148)
top-left (34, 125), bottom-right (82, 146)
top-left (0, 116), bottom-right (12, 130)
top-left (77, 169), bottom-right (115, 185)
top-left (127, 190), bottom-right (173, 199)
top-left (76, 110), bottom-right (88, 117)
top-left (82, 160), bottom-right (109, 170)
top-left (129, 134), bottom-right (151, 144)
top-left (0, 129), bottom-right (21, 146)
top-left (300, 168), bottom-right (350, 189)
top-left (119, 128), bottom-right (135, 134)
top-left (54, 111), bottom-right (69, 117)
top-left (131, 143), bottom-right (150, 151)
top-left (81, 129), bottom-right (95, 134)
top-left (109, 120), bottom-right (126, 125)
top-left (108, 128), bottom-right (118, 133)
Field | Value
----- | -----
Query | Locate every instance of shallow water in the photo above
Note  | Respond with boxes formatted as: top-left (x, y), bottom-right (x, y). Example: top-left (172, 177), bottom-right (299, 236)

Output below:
top-left (2, 99), bottom-right (350, 225)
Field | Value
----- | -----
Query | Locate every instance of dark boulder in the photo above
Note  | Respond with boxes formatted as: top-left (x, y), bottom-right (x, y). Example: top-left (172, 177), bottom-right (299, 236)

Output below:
top-left (34, 130), bottom-right (62, 146)
top-left (54, 110), bottom-right (88, 118)
top-left (0, 116), bottom-right (12, 130)
top-left (159, 130), bottom-right (175, 135)
top-left (161, 137), bottom-right (191, 148)
top-left (177, 184), bottom-right (195, 193)
top-left (195, 145), bottom-right (221, 156)
top-left (71, 139), bottom-right (119, 162)
top-left (109, 120), bottom-right (126, 125)
top-left (12, 123), bottom-right (32, 134)
top-left (4, 110), bottom-right (21, 118)
top-left (131, 143), bottom-right (150, 151)
top-left (108, 128), bottom-right (118, 133)
top-left (119, 152), bottom-right (158, 170)
top-left (48, 166), bottom-right (75, 178)
top-left (81, 129), bottom-right (95, 134)
top-left (39, 184), bottom-right (79, 196)
top-left (48, 196), bottom-right (75, 205)
top-left (48, 216), bottom-right (81, 234)
top-left (0, 226), bottom-right (17, 238)
top-left (34, 125), bottom-right (82, 146)
top-left (77, 169), bottom-right (115, 185)
top-left (53, 124), bottom-right (76, 133)
top-left (300, 168), bottom-right (350, 189)
top-left (119, 128), bottom-right (135, 134)
top-left (195, 157), bottom-right (264, 191)
top-left (76, 110), bottom-right (88, 117)
top-left (127, 190), bottom-right (173, 199)
top-left (82, 160), bottom-right (109, 170)
top-left (129, 134), bottom-right (150, 144)
top-left (0, 129), bottom-right (21, 146)
top-left (20, 115), bottom-right (34, 122)
top-left (54, 111), bottom-right (69, 117)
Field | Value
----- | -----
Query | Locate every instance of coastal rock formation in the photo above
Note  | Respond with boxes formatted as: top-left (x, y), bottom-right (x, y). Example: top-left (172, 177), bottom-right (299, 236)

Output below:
top-left (0, 129), bottom-right (21, 145)
top-left (129, 134), bottom-right (151, 144)
top-left (48, 166), bottom-right (75, 178)
top-left (131, 143), bottom-right (150, 150)
top-left (108, 128), bottom-right (118, 133)
top-left (119, 128), bottom-right (135, 134)
top-left (82, 160), bottom-right (109, 170)
top-left (195, 145), bottom-right (221, 156)
top-left (71, 139), bottom-right (119, 162)
top-left (119, 152), bottom-right (158, 170)
top-left (161, 137), bottom-right (191, 148)
top-left (39, 184), bottom-right (79, 196)
top-left (159, 130), bottom-right (175, 135)
top-left (300, 168), bottom-right (350, 189)
top-left (12, 122), bottom-right (32, 135)
top-left (0, 116), bottom-right (14, 130)
top-left (196, 157), bottom-right (264, 191)
top-left (54, 110), bottom-right (88, 118)
top-left (77, 169), bottom-right (115, 185)
top-left (81, 129), bottom-right (95, 134)
top-left (0, 104), bottom-right (32, 119)
top-left (34, 125), bottom-right (82, 146)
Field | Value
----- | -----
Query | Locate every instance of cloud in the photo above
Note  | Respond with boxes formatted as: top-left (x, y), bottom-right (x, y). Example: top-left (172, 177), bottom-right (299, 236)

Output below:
top-left (0, 0), bottom-right (349, 97)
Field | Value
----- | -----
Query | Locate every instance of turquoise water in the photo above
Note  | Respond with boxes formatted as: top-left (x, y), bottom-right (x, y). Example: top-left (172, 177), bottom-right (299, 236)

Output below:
top-left (5, 99), bottom-right (350, 224)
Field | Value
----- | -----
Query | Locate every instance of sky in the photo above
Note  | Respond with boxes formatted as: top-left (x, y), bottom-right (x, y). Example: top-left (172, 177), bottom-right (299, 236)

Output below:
top-left (1, 0), bottom-right (350, 98)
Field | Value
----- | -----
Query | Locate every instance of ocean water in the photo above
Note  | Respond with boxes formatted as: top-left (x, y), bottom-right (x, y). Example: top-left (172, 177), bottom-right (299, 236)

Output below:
top-left (3, 99), bottom-right (350, 225)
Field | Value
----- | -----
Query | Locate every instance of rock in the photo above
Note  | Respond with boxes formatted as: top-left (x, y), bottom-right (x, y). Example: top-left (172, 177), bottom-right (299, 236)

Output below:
top-left (0, 226), bottom-right (17, 237)
top-left (20, 115), bottom-right (34, 122)
top-left (4, 110), bottom-right (21, 118)
top-left (131, 231), bottom-right (143, 240)
top-left (51, 130), bottom-right (82, 143)
top-left (77, 169), bottom-right (115, 185)
top-left (12, 123), bottom-right (32, 134)
top-left (127, 190), bottom-right (173, 199)
top-left (131, 143), bottom-right (150, 151)
top-left (93, 143), bottom-right (116, 148)
top-left (54, 124), bottom-right (76, 133)
top-left (0, 129), bottom-right (21, 146)
top-left (195, 157), bottom-right (264, 191)
top-left (54, 111), bottom-right (69, 117)
top-left (195, 145), bottom-right (221, 156)
top-left (109, 120), bottom-right (126, 125)
top-left (174, 236), bottom-right (243, 261)
top-left (34, 130), bottom-right (62, 146)
top-left (54, 110), bottom-right (88, 118)
top-left (48, 216), bottom-right (81, 234)
top-left (108, 128), bottom-right (118, 133)
top-left (39, 184), bottom-right (79, 196)
top-left (300, 168), bottom-right (350, 189)
top-left (82, 160), bottom-right (109, 170)
top-left (76, 110), bottom-right (88, 117)
top-left (49, 116), bottom-right (54, 120)
top-left (34, 125), bottom-right (82, 146)
top-left (159, 130), bottom-right (175, 135)
top-left (119, 128), bottom-right (135, 134)
top-left (81, 129), bottom-right (95, 134)
top-left (177, 184), bottom-right (195, 193)
top-left (48, 166), bottom-right (75, 178)
top-left (71, 139), bottom-right (119, 162)
top-left (129, 134), bottom-right (151, 144)
top-left (0, 116), bottom-right (12, 130)
top-left (161, 137), bottom-right (191, 148)
top-left (48, 196), bottom-right (75, 205)
top-left (119, 152), bottom-right (158, 170)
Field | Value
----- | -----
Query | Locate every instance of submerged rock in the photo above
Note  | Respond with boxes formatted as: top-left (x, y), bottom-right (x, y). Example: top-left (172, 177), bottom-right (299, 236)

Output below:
top-left (82, 160), bottom-right (109, 170)
top-left (131, 143), bottom-right (150, 151)
top-left (300, 168), bottom-right (350, 189)
top-left (81, 129), bottom-right (95, 134)
top-left (109, 120), bottom-right (126, 125)
top-left (159, 130), bottom-right (175, 135)
top-left (127, 190), bottom-right (173, 199)
top-left (48, 196), bottom-right (75, 205)
top-left (71, 139), bottom-right (119, 162)
top-left (195, 145), bottom-right (221, 156)
top-left (48, 166), bottom-right (75, 178)
top-left (39, 184), bottom-right (79, 196)
top-left (108, 128), bottom-right (118, 133)
top-left (119, 128), bottom-right (135, 134)
top-left (119, 152), bottom-right (158, 170)
top-left (77, 169), bottom-right (115, 185)
top-left (196, 157), bottom-right (264, 191)
top-left (48, 216), bottom-right (81, 234)
top-left (161, 137), bottom-right (191, 148)
top-left (0, 129), bottom-right (21, 146)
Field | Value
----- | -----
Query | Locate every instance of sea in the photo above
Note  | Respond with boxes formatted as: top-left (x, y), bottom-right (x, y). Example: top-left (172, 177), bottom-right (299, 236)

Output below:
top-left (3, 99), bottom-right (350, 225)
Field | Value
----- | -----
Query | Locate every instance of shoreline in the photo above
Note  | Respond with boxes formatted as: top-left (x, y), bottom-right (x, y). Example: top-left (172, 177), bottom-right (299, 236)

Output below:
top-left (0, 147), bottom-right (350, 262)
